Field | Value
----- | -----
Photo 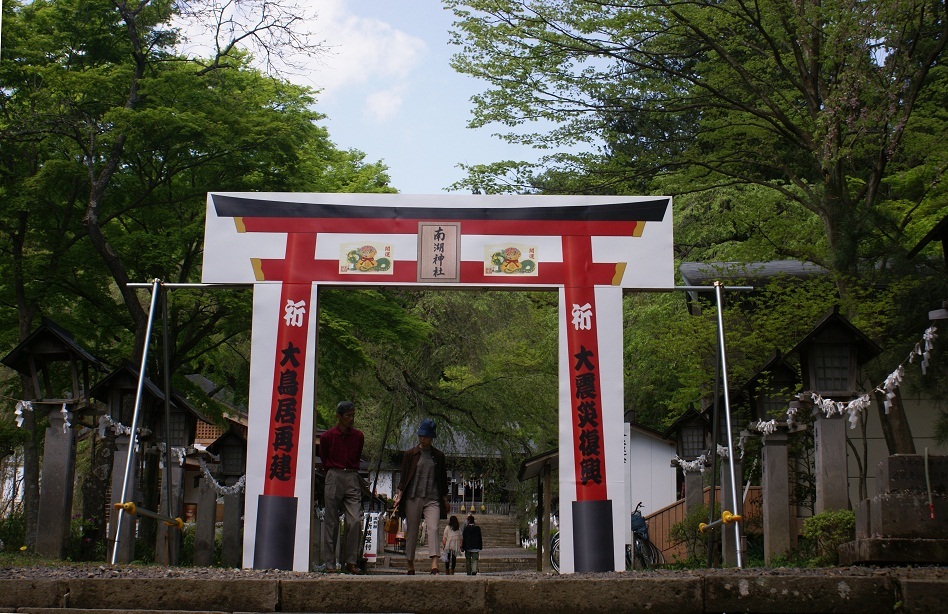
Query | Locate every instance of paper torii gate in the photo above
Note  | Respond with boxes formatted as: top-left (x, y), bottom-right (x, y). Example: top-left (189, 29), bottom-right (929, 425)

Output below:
top-left (201, 193), bottom-right (674, 573)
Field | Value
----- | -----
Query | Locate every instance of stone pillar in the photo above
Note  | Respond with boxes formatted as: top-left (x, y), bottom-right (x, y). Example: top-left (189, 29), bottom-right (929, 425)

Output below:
top-left (814, 414), bottom-right (849, 513)
top-left (840, 454), bottom-right (948, 565)
top-left (221, 490), bottom-right (243, 568)
top-left (155, 460), bottom-right (186, 565)
top-left (35, 408), bottom-right (76, 559)
top-left (684, 470), bottom-right (704, 516)
top-left (108, 433), bottom-right (137, 563)
top-left (720, 457), bottom-right (744, 567)
top-left (193, 475), bottom-right (218, 566)
top-left (762, 429), bottom-right (792, 565)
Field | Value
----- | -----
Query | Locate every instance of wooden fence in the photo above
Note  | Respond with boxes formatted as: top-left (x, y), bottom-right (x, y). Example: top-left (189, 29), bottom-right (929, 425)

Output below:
top-left (645, 486), bottom-right (762, 563)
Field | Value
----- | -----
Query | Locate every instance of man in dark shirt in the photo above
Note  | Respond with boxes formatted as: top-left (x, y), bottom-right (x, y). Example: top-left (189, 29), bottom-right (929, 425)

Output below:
top-left (319, 400), bottom-right (365, 574)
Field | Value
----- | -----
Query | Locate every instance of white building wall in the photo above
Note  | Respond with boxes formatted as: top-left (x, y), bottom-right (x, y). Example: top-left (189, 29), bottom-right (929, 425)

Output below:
top-left (369, 471), bottom-right (395, 499)
top-left (624, 423), bottom-right (677, 543)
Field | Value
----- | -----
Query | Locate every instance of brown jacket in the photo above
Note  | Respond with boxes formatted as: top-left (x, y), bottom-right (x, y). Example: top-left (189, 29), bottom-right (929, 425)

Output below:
top-left (397, 445), bottom-right (449, 514)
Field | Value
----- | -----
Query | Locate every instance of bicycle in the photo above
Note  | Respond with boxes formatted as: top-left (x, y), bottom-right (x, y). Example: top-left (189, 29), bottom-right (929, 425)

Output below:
top-left (549, 530), bottom-right (560, 573)
top-left (625, 501), bottom-right (665, 570)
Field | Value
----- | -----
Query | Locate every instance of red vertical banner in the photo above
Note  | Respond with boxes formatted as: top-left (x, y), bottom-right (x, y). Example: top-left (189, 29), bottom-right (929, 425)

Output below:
top-left (562, 235), bottom-right (608, 502)
top-left (263, 233), bottom-right (315, 498)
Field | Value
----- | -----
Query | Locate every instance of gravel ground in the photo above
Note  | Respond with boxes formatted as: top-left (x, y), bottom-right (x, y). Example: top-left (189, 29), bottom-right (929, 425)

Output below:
top-left (0, 560), bottom-right (944, 581)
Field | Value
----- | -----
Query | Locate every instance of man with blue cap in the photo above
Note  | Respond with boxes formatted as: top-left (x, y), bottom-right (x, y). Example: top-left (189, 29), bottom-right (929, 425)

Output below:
top-left (393, 418), bottom-right (448, 574)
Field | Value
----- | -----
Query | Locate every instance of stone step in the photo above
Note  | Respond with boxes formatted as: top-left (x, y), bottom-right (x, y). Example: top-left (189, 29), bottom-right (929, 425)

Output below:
top-left (375, 552), bottom-right (537, 574)
top-left (386, 514), bottom-right (521, 548)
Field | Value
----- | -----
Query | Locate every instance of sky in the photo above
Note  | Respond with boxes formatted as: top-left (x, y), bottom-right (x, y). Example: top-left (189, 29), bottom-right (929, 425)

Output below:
top-left (292, 1), bottom-right (542, 194)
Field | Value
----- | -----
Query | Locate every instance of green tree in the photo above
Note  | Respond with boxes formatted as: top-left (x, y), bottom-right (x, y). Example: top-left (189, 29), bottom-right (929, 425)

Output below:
top-left (447, 0), bottom-right (946, 285)
top-left (314, 289), bottom-right (560, 477)
top-left (0, 0), bottom-right (393, 549)
top-left (448, 0), bottom-right (947, 455)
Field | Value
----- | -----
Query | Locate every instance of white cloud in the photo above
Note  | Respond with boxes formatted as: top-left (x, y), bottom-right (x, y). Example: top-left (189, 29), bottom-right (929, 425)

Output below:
top-left (173, 0), bottom-right (426, 120)
top-left (306, 1), bottom-right (427, 104)
top-left (364, 85), bottom-right (406, 122)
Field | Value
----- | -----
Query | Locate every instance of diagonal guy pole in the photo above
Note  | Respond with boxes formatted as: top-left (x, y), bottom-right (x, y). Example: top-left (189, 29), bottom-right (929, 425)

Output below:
top-left (111, 279), bottom-right (161, 564)
top-left (714, 281), bottom-right (743, 568)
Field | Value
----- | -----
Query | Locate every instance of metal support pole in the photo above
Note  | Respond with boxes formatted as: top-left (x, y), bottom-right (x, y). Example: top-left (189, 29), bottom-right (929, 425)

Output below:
top-left (161, 286), bottom-right (174, 563)
top-left (111, 279), bottom-right (161, 564)
top-left (713, 281), bottom-right (743, 568)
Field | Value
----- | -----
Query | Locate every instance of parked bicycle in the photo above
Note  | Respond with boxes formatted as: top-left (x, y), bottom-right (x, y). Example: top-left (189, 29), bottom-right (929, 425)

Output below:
top-left (626, 501), bottom-right (664, 570)
top-left (549, 530), bottom-right (560, 573)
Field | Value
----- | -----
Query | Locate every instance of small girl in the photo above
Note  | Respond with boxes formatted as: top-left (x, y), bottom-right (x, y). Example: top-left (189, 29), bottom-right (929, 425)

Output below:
top-left (441, 515), bottom-right (463, 575)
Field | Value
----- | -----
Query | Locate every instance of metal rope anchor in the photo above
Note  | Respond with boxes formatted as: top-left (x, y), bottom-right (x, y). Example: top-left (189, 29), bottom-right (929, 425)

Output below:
top-left (113, 501), bottom-right (185, 531)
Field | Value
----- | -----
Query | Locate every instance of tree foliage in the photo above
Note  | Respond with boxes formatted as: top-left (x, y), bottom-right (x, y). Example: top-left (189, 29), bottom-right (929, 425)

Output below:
top-left (448, 0), bottom-right (947, 439)
top-left (316, 289), bottom-right (560, 476)
top-left (447, 0), bottom-right (946, 282)
top-left (0, 0), bottom-right (393, 547)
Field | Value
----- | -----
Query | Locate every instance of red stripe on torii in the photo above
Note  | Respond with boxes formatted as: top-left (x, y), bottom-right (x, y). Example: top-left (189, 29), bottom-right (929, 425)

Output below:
top-left (563, 235), bottom-right (609, 501)
top-left (235, 213), bottom-right (643, 286)
top-left (253, 257), bottom-right (625, 286)
top-left (263, 233), bottom-right (315, 498)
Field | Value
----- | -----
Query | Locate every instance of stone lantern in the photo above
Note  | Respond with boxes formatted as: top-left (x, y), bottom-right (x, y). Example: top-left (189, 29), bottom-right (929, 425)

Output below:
top-left (674, 410), bottom-right (710, 462)
top-left (787, 307), bottom-right (880, 513)
top-left (0, 319), bottom-right (106, 559)
top-left (92, 364), bottom-right (164, 428)
top-left (666, 409), bottom-right (710, 515)
top-left (748, 354), bottom-right (799, 423)
top-left (215, 433), bottom-right (247, 478)
top-left (207, 429), bottom-right (247, 568)
top-left (153, 392), bottom-right (208, 565)
top-left (740, 352), bottom-right (803, 564)
top-left (90, 364), bottom-right (166, 563)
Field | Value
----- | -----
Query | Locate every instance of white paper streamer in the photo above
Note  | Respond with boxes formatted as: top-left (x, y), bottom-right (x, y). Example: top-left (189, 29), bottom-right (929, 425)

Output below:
top-left (716, 444), bottom-right (729, 458)
top-left (755, 419), bottom-right (778, 435)
top-left (198, 457), bottom-right (246, 495)
top-left (876, 365), bottom-right (904, 414)
top-left (14, 400), bottom-right (32, 428)
top-left (673, 453), bottom-right (708, 474)
top-left (60, 403), bottom-right (71, 433)
top-left (785, 403), bottom-right (799, 428)
top-left (861, 324), bottom-right (939, 419)
top-left (809, 392), bottom-right (870, 429)
top-left (97, 414), bottom-right (133, 437)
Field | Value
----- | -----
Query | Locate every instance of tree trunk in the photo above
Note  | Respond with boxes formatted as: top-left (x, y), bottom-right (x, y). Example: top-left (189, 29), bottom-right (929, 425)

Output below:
top-left (874, 388), bottom-right (916, 455)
